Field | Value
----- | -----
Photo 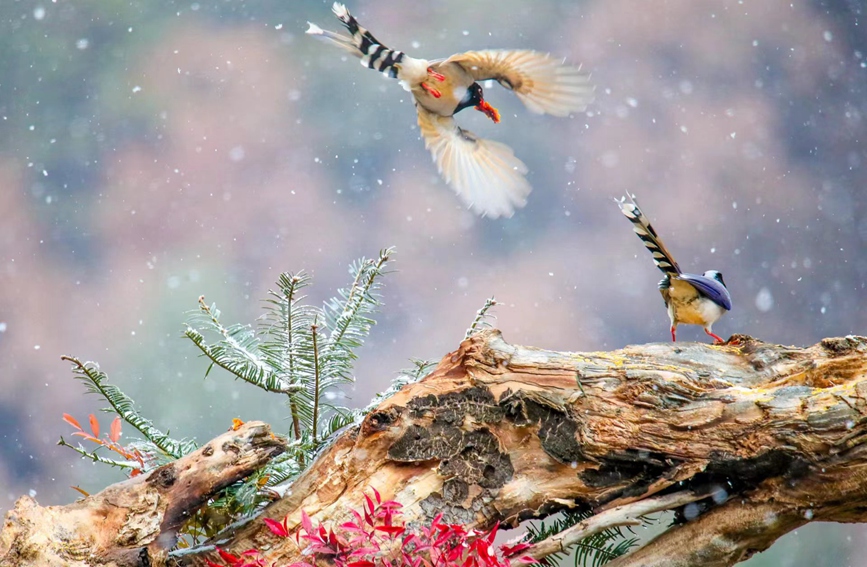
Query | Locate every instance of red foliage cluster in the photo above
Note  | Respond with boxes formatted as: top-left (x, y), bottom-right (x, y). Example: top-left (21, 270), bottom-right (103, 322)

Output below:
top-left (62, 413), bottom-right (145, 476)
top-left (206, 488), bottom-right (536, 567)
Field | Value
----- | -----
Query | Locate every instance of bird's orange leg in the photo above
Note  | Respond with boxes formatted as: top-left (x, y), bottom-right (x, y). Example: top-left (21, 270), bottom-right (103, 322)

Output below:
top-left (705, 329), bottom-right (725, 345)
top-left (427, 68), bottom-right (446, 81)
top-left (670, 326), bottom-right (677, 342)
top-left (420, 82), bottom-right (442, 98)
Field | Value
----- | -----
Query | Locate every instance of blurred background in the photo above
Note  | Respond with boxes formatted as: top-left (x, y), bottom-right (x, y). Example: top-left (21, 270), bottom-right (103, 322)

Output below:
top-left (0, 0), bottom-right (865, 564)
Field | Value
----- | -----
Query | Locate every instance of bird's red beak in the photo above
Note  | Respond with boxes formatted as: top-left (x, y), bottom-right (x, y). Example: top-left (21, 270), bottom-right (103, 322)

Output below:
top-left (475, 99), bottom-right (501, 124)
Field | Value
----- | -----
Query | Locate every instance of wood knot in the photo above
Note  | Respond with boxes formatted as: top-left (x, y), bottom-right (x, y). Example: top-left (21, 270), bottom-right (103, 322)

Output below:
top-left (362, 408), bottom-right (400, 435)
top-left (148, 464), bottom-right (177, 489)
top-left (202, 445), bottom-right (214, 456)
top-left (221, 441), bottom-right (242, 456)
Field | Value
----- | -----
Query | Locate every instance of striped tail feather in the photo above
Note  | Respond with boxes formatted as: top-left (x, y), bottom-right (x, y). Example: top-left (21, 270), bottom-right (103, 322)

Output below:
top-left (617, 194), bottom-right (681, 276)
top-left (306, 2), bottom-right (406, 79)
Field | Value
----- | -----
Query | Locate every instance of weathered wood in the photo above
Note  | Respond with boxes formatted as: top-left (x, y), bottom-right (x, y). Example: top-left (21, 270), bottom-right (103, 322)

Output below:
top-left (4, 331), bottom-right (867, 567)
top-left (0, 421), bottom-right (284, 567)
top-left (194, 331), bottom-right (867, 567)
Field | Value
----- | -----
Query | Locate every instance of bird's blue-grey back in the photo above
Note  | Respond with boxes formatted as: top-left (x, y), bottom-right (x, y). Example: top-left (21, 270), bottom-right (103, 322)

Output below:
top-left (677, 273), bottom-right (732, 310)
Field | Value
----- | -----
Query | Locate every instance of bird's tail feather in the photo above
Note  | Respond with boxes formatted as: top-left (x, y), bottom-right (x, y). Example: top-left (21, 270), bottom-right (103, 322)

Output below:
top-left (305, 22), bottom-right (358, 55)
top-left (617, 194), bottom-right (681, 276)
top-left (306, 2), bottom-right (406, 79)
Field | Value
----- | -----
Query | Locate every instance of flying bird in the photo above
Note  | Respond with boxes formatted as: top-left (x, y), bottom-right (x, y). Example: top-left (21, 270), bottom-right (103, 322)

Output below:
top-left (617, 195), bottom-right (732, 344)
top-left (307, 3), bottom-right (594, 218)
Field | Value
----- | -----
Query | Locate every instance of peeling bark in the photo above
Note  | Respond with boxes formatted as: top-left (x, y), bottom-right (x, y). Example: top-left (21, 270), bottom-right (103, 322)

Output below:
top-left (212, 332), bottom-right (867, 567)
top-left (3, 332), bottom-right (867, 567)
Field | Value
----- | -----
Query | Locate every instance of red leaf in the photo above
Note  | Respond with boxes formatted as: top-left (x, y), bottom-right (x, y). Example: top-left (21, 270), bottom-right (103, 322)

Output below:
top-left (109, 416), bottom-right (122, 443)
top-left (307, 544), bottom-right (338, 555)
top-left (328, 528), bottom-right (338, 548)
top-left (500, 542), bottom-right (532, 556)
top-left (88, 414), bottom-right (100, 437)
top-left (300, 509), bottom-right (314, 535)
top-left (62, 413), bottom-right (83, 430)
top-left (347, 561), bottom-right (376, 567)
top-left (216, 547), bottom-right (241, 565)
top-left (374, 526), bottom-right (405, 536)
top-left (263, 517), bottom-right (289, 537)
top-left (364, 493), bottom-right (375, 516)
top-left (205, 561), bottom-right (224, 567)
top-left (371, 487), bottom-right (381, 504)
top-left (486, 522), bottom-right (499, 544)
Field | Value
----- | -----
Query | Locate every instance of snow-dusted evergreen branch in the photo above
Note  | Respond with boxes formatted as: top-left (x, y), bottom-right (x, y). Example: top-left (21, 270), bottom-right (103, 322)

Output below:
top-left (261, 272), bottom-right (315, 439)
top-left (321, 248), bottom-right (394, 378)
top-left (465, 297), bottom-right (498, 339)
top-left (311, 319), bottom-right (322, 443)
top-left (185, 297), bottom-right (304, 395)
top-left (60, 356), bottom-right (196, 460)
top-left (57, 437), bottom-right (142, 471)
top-left (61, 248), bottom-right (398, 545)
top-left (525, 507), bottom-right (640, 567)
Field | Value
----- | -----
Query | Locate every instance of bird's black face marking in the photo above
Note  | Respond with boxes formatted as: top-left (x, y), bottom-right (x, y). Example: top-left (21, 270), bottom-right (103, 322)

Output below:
top-left (705, 270), bottom-right (727, 288)
top-left (455, 83), bottom-right (484, 113)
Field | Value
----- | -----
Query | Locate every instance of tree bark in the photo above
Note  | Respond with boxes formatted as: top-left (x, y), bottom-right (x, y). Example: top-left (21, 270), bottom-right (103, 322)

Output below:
top-left (0, 421), bottom-right (284, 567)
top-left (3, 331), bottom-right (867, 567)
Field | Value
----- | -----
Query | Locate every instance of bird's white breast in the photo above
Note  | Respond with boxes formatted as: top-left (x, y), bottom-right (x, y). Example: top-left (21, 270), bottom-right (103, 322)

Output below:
top-left (454, 85), bottom-right (470, 104)
top-left (667, 281), bottom-right (725, 326)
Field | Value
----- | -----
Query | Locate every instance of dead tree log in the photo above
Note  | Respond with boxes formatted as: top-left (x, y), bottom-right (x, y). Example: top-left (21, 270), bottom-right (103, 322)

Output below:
top-left (3, 331), bottom-right (867, 567)
top-left (208, 331), bottom-right (867, 567)
top-left (0, 421), bottom-right (284, 567)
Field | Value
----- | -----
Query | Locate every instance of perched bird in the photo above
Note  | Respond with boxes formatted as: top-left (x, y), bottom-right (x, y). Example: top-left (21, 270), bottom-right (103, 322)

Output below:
top-left (307, 3), bottom-right (594, 218)
top-left (617, 194), bottom-right (732, 344)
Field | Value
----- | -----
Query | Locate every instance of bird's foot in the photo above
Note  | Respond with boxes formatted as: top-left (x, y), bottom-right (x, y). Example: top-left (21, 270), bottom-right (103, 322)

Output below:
top-left (705, 329), bottom-right (725, 345)
top-left (427, 68), bottom-right (446, 82)
top-left (670, 327), bottom-right (677, 342)
top-left (421, 82), bottom-right (442, 98)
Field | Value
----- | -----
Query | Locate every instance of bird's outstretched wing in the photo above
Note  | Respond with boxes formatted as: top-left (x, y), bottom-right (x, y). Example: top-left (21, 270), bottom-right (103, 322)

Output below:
top-left (416, 105), bottom-right (531, 218)
top-left (445, 50), bottom-right (594, 116)
top-left (678, 273), bottom-right (733, 310)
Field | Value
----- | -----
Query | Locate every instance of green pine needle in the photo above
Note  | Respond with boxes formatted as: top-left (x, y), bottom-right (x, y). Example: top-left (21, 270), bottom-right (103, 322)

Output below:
top-left (465, 297), bottom-right (498, 339)
top-left (60, 356), bottom-right (197, 460)
top-left (57, 436), bottom-right (142, 470)
top-left (61, 248), bottom-right (403, 543)
top-left (525, 508), bottom-right (641, 567)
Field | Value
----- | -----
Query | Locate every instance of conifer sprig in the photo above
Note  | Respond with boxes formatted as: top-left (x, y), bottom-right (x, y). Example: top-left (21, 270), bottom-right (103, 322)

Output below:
top-left (60, 355), bottom-right (197, 460)
top-left (185, 298), bottom-right (304, 395)
top-left (465, 297), bottom-right (498, 339)
top-left (525, 509), bottom-right (641, 567)
top-left (183, 247), bottom-right (395, 448)
top-left (57, 437), bottom-right (142, 470)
